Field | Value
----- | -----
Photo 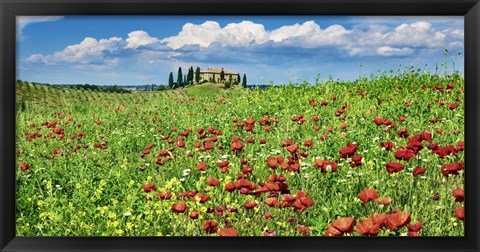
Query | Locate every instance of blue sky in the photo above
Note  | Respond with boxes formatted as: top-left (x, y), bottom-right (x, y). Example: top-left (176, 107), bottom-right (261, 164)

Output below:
top-left (17, 16), bottom-right (464, 86)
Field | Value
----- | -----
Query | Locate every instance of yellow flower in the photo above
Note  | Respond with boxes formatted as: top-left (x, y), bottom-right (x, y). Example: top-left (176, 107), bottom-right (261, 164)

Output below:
top-left (37, 200), bottom-right (44, 207)
top-left (108, 211), bottom-right (116, 219)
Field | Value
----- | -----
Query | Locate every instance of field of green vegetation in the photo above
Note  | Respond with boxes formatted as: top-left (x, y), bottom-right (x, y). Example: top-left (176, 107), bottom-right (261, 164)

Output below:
top-left (15, 69), bottom-right (464, 236)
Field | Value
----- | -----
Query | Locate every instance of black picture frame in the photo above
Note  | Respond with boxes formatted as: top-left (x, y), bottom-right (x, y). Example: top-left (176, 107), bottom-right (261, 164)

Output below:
top-left (1, 0), bottom-right (479, 251)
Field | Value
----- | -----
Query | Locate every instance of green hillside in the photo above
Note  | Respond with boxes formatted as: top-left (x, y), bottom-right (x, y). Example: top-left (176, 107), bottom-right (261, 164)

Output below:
top-left (16, 82), bottom-right (243, 111)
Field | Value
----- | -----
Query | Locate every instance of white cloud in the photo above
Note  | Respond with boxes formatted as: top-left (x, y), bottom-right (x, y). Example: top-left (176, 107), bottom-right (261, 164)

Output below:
top-left (160, 20), bottom-right (457, 57)
top-left (125, 30), bottom-right (160, 49)
top-left (162, 21), bottom-right (221, 49)
top-left (377, 46), bottom-right (414, 56)
top-left (162, 20), bottom-right (272, 49)
top-left (27, 36), bottom-right (124, 67)
top-left (17, 16), bottom-right (64, 38)
top-left (382, 22), bottom-right (446, 48)
top-left (269, 21), bottom-right (320, 42)
top-left (216, 21), bottom-right (270, 46)
top-left (23, 19), bottom-right (464, 70)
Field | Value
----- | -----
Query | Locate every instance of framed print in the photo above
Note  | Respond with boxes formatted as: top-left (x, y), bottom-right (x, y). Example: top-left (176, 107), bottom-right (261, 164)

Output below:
top-left (1, 0), bottom-right (479, 251)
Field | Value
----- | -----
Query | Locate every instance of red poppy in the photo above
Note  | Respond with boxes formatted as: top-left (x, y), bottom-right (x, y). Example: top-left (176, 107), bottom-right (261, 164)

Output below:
top-left (310, 115), bottom-right (320, 122)
top-left (259, 139), bottom-right (267, 144)
top-left (370, 213), bottom-right (389, 228)
top-left (203, 220), bottom-right (218, 234)
top-left (193, 193), bottom-right (210, 203)
top-left (217, 161), bottom-right (229, 168)
top-left (394, 147), bottom-right (415, 162)
top-left (230, 142), bottom-right (245, 153)
top-left (441, 162), bottom-right (464, 176)
top-left (171, 202), bottom-right (187, 213)
top-left (339, 143), bottom-right (358, 158)
top-left (350, 155), bottom-right (363, 168)
top-left (203, 140), bottom-right (214, 151)
top-left (408, 231), bottom-right (421, 236)
top-left (241, 165), bottom-right (254, 176)
top-left (397, 128), bottom-right (409, 138)
top-left (189, 210), bottom-right (199, 219)
top-left (387, 211), bottom-right (411, 231)
top-left (197, 162), bottom-right (207, 171)
top-left (218, 228), bottom-right (238, 236)
top-left (286, 144), bottom-right (299, 154)
top-left (325, 223), bottom-right (343, 236)
top-left (356, 218), bottom-right (380, 236)
top-left (244, 200), bottom-right (258, 209)
top-left (386, 162), bottom-right (404, 174)
top-left (266, 157), bottom-right (278, 169)
top-left (452, 187), bottom-right (464, 202)
top-left (206, 177), bottom-right (219, 186)
top-left (18, 162), bottom-right (31, 171)
top-left (246, 138), bottom-right (255, 143)
top-left (304, 139), bottom-right (314, 147)
top-left (332, 217), bottom-right (354, 233)
top-left (413, 167), bottom-right (427, 176)
top-left (235, 179), bottom-right (256, 190)
top-left (281, 194), bottom-right (295, 204)
top-left (224, 182), bottom-right (235, 192)
top-left (156, 191), bottom-right (172, 200)
top-left (358, 188), bottom-right (379, 204)
top-left (449, 103), bottom-right (458, 110)
top-left (421, 130), bottom-right (433, 143)
top-left (265, 197), bottom-right (280, 207)
top-left (428, 116), bottom-right (439, 124)
top-left (297, 225), bottom-right (310, 236)
top-left (243, 116), bottom-right (256, 126)
top-left (173, 138), bottom-right (184, 148)
top-left (339, 123), bottom-right (347, 130)
top-left (264, 213), bottom-right (274, 220)
top-left (313, 159), bottom-right (338, 172)
top-left (455, 206), bottom-right (464, 220)
top-left (143, 182), bottom-right (156, 192)
top-left (406, 221), bottom-right (422, 232)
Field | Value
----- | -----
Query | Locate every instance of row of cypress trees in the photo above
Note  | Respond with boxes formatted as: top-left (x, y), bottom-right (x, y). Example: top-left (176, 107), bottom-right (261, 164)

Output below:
top-left (168, 67), bottom-right (247, 89)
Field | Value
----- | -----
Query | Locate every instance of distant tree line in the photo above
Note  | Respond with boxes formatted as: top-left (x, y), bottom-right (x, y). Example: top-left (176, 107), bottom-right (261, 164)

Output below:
top-left (16, 80), bottom-right (132, 93)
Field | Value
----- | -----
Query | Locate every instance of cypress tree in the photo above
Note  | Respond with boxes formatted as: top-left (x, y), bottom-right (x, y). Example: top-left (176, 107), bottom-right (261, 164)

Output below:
top-left (188, 66), bottom-right (194, 84)
top-left (220, 68), bottom-right (225, 82)
top-left (242, 74), bottom-right (247, 88)
top-left (195, 67), bottom-right (201, 84)
top-left (177, 67), bottom-right (183, 88)
top-left (168, 72), bottom-right (174, 89)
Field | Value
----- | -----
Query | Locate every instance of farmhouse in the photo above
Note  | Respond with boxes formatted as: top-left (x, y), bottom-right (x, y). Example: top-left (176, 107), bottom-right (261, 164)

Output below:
top-left (199, 68), bottom-right (239, 83)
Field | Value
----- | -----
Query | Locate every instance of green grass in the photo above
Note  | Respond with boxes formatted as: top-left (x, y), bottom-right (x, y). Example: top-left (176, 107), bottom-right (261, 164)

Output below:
top-left (182, 82), bottom-right (243, 97)
top-left (15, 69), bottom-right (464, 236)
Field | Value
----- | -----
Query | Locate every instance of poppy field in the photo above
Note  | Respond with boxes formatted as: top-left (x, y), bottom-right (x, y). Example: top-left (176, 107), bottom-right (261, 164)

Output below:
top-left (15, 69), bottom-right (464, 236)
